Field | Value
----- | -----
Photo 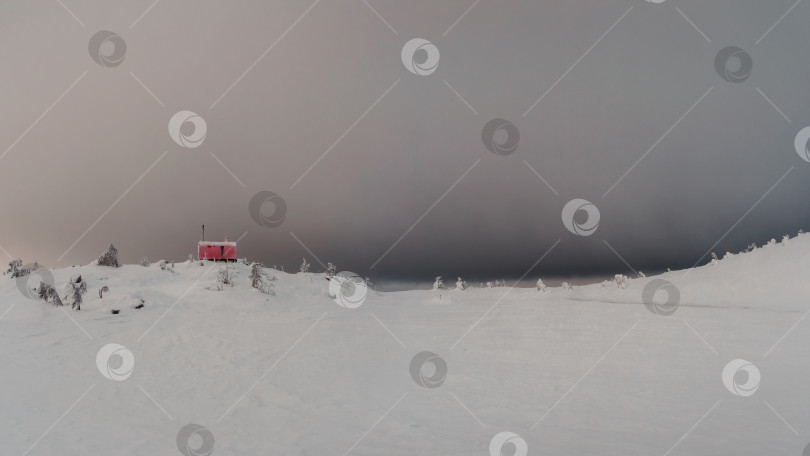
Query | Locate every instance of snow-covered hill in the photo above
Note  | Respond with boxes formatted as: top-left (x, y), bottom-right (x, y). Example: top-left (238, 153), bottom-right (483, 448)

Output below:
top-left (2, 235), bottom-right (810, 455)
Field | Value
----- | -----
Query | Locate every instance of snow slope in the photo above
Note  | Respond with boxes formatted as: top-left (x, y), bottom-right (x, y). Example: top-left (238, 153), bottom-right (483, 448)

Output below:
top-left (2, 235), bottom-right (810, 455)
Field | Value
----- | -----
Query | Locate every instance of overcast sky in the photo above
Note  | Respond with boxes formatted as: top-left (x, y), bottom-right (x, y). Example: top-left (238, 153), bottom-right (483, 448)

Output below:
top-left (1, 0), bottom-right (809, 282)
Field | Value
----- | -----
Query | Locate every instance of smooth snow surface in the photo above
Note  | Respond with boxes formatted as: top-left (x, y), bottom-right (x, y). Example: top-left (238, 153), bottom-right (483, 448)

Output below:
top-left (2, 235), bottom-right (810, 455)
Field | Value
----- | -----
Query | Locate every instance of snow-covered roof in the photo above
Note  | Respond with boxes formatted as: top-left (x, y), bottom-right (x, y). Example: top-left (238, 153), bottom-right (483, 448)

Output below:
top-left (198, 241), bottom-right (237, 246)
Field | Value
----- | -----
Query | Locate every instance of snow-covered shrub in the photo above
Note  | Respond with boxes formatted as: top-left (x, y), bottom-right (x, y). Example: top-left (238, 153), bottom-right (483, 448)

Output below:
top-left (37, 282), bottom-right (63, 306)
top-left (249, 262), bottom-right (275, 295)
top-left (710, 252), bottom-right (720, 266)
top-left (456, 277), bottom-right (467, 290)
top-left (536, 278), bottom-right (546, 292)
top-left (612, 274), bottom-right (629, 289)
top-left (299, 258), bottom-right (310, 273)
top-left (63, 274), bottom-right (87, 310)
top-left (140, 257), bottom-right (150, 267)
top-left (601, 280), bottom-right (610, 288)
top-left (326, 263), bottom-right (337, 277)
top-left (215, 266), bottom-right (233, 290)
top-left (561, 282), bottom-right (573, 291)
top-left (637, 271), bottom-right (646, 278)
top-left (433, 276), bottom-right (444, 290)
top-left (97, 244), bottom-right (120, 267)
top-left (5, 258), bottom-right (21, 276)
top-left (781, 235), bottom-right (790, 246)
top-left (249, 263), bottom-right (265, 291)
top-left (766, 238), bottom-right (777, 248)
top-left (6, 259), bottom-right (33, 278)
top-left (494, 279), bottom-right (506, 287)
top-left (158, 259), bottom-right (167, 270)
top-left (486, 282), bottom-right (493, 288)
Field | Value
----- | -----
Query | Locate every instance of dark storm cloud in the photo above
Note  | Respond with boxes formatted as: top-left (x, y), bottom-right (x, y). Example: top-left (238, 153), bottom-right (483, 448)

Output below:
top-left (0, 0), bottom-right (809, 283)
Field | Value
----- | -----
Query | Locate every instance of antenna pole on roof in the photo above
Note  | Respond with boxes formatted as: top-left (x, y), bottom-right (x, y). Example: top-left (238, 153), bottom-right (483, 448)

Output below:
top-left (202, 224), bottom-right (205, 242)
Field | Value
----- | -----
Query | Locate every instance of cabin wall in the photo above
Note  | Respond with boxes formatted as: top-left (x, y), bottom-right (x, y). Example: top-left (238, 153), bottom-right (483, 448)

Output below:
top-left (198, 245), bottom-right (237, 260)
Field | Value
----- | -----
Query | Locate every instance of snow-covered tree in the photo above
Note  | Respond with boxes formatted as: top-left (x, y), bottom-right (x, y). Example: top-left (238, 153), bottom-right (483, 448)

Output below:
top-left (37, 282), bottom-right (62, 306)
top-left (140, 257), bottom-right (150, 267)
top-left (561, 282), bottom-right (573, 291)
top-left (433, 276), bottom-right (444, 290)
top-left (326, 263), bottom-right (337, 277)
top-left (612, 274), bottom-right (629, 289)
top-left (299, 258), bottom-right (310, 274)
top-left (63, 274), bottom-right (87, 310)
top-left (250, 263), bottom-right (275, 295)
top-left (486, 282), bottom-right (493, 288)
top-left (536, 278), bottom-right (546, 292)
top-left (250, 263), bottom-right (264, 288)
top-left (456, 277), bottom-right (467, 290)
top-left (97, 244), bottom-right (120, 267)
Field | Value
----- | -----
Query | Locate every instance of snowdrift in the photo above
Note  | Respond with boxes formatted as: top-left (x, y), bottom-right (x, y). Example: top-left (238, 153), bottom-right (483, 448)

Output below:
top-left (2, 234), bottom-right (809, 455)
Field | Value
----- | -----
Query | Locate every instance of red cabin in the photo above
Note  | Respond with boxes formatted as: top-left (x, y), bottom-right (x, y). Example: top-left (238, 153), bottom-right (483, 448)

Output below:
top-left (198, 239), bottom-right (237, 262)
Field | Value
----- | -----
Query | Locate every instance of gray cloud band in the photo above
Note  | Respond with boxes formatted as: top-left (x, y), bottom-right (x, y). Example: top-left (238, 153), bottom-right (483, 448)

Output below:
top-left (250, 191), bottom-right (288, 228)
top-left (482, 119), bottom-right (520, 156)
top-left (714, 46), bottom-right (752, 83)
top-left (88, 30), bottom-right (127, 68)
